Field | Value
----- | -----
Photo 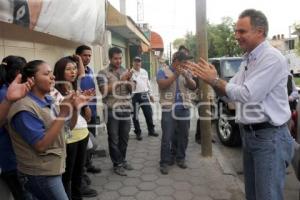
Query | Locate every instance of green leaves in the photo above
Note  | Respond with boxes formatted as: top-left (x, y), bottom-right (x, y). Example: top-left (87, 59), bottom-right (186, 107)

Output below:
top-left (173, 17), bottom-right (243, 59)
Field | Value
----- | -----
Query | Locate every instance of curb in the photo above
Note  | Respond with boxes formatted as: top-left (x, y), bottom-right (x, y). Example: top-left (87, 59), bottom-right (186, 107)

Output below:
top-left (213, 145), bottom-right (245, 194)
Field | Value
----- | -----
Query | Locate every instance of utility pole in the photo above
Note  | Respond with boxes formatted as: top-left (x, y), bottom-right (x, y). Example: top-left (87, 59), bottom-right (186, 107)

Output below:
top-left (195, 0), bottom-right (212, 156)
top-left (120, 0), bottom-right (126, 15)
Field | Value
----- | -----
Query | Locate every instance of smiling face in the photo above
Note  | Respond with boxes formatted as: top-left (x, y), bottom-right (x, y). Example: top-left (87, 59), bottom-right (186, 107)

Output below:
top-left (33, 63), bottom-right (55, 94)
top-left (64, 62), bottom-right (78, 82)
top-left (235, 16), bottom-right (265, 53)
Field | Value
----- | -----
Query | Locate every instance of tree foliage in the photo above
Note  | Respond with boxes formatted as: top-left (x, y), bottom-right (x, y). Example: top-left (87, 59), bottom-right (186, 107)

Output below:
top-left (173, 17), bottom-right (243, 59)
top-left (172, 38), bottom-right (185, 50)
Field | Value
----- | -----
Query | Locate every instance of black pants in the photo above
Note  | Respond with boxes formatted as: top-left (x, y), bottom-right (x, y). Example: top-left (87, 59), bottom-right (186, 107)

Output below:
top-left (106, 110), bottom-right (131, 167)
top-left (132, 93), bottom-right (155, 135)
top-left (85, 116), bottom-right (96, 168)
top-left (62, 135), bottom-right (89, 200)
top-left (1, 170), bottom-right (32, 200)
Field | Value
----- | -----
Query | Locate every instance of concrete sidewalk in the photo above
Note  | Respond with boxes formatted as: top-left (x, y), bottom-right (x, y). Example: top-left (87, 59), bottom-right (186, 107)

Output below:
top-left (88, 116), bottom-right (245, 200)
top-left (87, 81), bottom-right (244, 200)
top-left (86, 80), bottom-right (245, 200)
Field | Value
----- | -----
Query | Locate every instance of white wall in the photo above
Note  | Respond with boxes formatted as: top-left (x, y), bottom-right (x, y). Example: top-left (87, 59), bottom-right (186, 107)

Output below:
top-left (0, 21), bottom-right (106, 198)
top-left (0, 21), bottom-right (104, 71)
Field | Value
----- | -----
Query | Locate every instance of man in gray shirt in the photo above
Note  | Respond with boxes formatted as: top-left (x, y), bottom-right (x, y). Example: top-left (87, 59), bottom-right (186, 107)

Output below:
top-left (97, 47), bottom-right (135, 176)
top-left (193, 9), bottom-right (294, 200)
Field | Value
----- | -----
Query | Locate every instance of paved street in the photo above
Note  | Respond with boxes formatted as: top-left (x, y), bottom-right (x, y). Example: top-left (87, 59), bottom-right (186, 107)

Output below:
top-left (217, 132), bottom-right (300, 200)
top-left (86, 79), bottom-right (300, 200)
top-left (86, 81), bottom-right (245, 200)
top-left (88, 116), bottom-right (245, 200)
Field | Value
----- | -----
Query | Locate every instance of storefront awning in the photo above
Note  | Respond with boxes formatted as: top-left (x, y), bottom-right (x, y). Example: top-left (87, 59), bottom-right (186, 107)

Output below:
top-left (150, 31), bottom-right (164, 50)
top-left (106, 2), bottom-right (150, 46)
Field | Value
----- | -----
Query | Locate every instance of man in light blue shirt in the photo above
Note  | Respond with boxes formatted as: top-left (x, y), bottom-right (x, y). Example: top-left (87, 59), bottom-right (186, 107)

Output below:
top-left (194, 9), bottom-right (294, 200)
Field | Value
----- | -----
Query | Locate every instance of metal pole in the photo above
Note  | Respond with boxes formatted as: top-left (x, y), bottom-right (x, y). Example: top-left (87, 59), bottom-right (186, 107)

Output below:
top-left (120, 0), bottom-right (126, 15)
top-left (195, 0), bottom-right (212, 156)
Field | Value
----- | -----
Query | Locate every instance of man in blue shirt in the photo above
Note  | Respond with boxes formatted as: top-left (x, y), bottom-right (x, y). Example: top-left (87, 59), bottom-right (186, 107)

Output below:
top-left (194, 9), bottom-right (294, 200)
top-left (76, 45), bottom-right (101, 196)
top-left (157, 51), bottom-right (196, 175)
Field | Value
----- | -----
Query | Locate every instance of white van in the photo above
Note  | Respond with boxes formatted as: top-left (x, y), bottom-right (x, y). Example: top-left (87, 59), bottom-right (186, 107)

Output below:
top-left (285, 52), bottom-right (300, 76)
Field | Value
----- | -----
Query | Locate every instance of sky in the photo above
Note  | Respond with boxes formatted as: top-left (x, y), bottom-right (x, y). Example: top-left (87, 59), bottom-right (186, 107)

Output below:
top-left (108, 0), bottom-right (300, 51)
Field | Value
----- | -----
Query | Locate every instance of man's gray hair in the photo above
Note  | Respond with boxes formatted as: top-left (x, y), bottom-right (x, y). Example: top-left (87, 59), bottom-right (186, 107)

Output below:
top-left (239, 9), bottom-right (269, 37)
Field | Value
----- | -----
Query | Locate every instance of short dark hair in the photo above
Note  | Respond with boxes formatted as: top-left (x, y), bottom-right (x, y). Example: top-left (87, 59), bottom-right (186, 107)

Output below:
top-left (0, 55), bottom-right (26, 85)
top-left (178, 45), bottom-right (188, 51)
top-left (75, 45), bottom-right (92, 55)
top-left (22, 60), bottom-right (45, 83)
top-left (239, 9), bottom-right (269, 37)
top-left (172, 51), bottom-right (193, 62)
top-left (108, 47), bottom-right (122, 59)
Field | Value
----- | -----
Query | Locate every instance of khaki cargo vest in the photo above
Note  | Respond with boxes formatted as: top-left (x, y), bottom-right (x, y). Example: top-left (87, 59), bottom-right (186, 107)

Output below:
top-left (7, 95), bottom-right (66, 176)
top-left (159, 66), bottom-right (193, 109)
top-left (98, 66), bottom-right (132, 110)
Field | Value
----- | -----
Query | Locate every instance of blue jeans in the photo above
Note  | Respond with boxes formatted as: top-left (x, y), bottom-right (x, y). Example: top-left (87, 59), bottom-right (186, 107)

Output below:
top-left (240, 124), bottom-right (294, 200)
top-left (160, 109), bottom-right (190, 166)
top-left (18, 172), bottom-right (68, 200)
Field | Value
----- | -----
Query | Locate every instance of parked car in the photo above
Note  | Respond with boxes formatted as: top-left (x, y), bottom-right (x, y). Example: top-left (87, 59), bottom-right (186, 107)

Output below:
top-left (209, 57), bottom-right (244, 146)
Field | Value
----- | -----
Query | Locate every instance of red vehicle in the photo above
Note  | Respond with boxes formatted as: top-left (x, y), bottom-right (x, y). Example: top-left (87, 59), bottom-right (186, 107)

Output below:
top-left (291, 110), bottom-right (298, 140)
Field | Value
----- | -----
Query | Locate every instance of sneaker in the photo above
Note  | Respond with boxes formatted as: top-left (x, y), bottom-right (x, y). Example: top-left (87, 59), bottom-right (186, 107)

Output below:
top-left (81, 186), bottom-right (98, 198)
top-left (83, 173), bottom-right (91, 185)
top-left (86, 165), bottom-right (101, 174)
top-left (136, 134), bottom-right (143, 141)
top-left (160, 165), bottom-right (168, 175)
top-left (123, 163), bottom-right (133, 170)
top-left (149, 132), bottom-right (159, 137)
top-left (114, 166), bottom-right (127, 176)
top-left (177, 160), bottom-right (187, 169)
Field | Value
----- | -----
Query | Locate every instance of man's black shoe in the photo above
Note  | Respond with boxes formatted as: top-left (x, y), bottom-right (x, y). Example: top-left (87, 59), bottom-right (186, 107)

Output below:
top-left (149, 132), bottom-right (159, 137)
top-left (136, 135), bottom-right (143, 141)
top-left (81, 186), bottom-right (98, 197)
top-left (86, 165), bottom-right (101, 174)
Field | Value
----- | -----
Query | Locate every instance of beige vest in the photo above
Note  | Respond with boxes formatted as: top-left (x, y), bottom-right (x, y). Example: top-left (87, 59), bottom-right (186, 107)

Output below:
top-left (98, 66), bottom-right (132, 109)
top-left (159, 66), bottom-right (193, 109)
top-left (7, 95), bottom-right (66, 176)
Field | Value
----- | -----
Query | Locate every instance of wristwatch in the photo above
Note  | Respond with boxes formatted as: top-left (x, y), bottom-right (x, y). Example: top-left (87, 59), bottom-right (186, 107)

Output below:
top-left (212, 76), bottom-right (220, 87)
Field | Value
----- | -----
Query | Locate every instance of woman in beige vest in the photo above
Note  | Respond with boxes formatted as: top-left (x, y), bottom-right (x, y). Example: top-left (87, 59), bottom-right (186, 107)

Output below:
top-left (7, 60), bottom-right (93, 200)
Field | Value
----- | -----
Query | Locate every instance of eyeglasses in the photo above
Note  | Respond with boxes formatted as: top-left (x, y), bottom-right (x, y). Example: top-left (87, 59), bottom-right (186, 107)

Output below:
top-left (134, 60), bottom-right (141, 62)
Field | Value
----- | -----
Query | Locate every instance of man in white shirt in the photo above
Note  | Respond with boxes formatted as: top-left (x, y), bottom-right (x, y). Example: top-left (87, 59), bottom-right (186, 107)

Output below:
top-left (194, 9), bottom-right (294, 200)
top-left (131, 56), bottom-right (158, 140)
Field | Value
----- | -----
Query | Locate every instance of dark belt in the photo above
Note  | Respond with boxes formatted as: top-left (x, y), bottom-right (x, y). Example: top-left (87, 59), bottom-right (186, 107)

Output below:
top-left (242, 122), bottom-right (283, 131)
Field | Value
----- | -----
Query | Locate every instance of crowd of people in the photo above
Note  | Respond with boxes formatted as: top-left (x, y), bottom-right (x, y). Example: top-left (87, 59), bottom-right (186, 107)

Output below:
top-left (0, 8), bottom-right (297, 200)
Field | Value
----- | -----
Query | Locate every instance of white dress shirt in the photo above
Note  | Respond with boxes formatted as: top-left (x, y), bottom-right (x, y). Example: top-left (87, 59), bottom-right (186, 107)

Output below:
top-left (132, 68), bottom-right (152, 95)
top-left (226, 41), bottom-right (291, 125)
